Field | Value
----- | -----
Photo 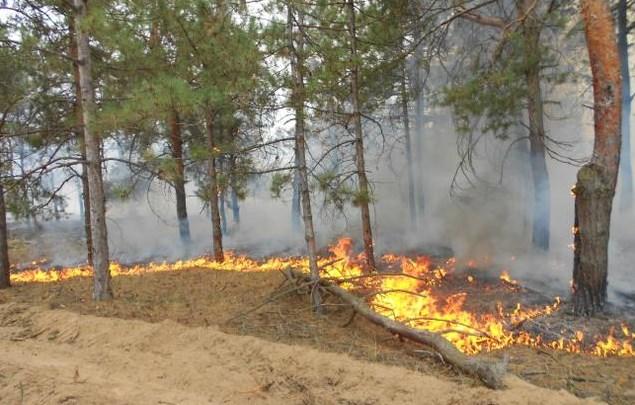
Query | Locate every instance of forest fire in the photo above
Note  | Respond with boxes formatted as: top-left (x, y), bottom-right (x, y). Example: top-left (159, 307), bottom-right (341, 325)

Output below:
top-left (9, 238), bottom-right (633, 358)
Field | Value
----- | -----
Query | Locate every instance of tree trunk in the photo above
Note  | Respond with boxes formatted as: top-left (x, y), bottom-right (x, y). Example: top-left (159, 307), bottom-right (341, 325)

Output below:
top-left (229, 156), bottom-right (241, 225)
top-left (400, 63), bottom-right (417, 228)
top-left (168, 109), bottom-right (192, 245)
top-left (69, 16), bottom-right (93, 266)
top-left (347, 0), bottom-right (376, 270)
top-left (291, 150), bottom-right (302, 233)
top-left (573, 0), bottom-right (622, 316)
top-left (413, 25), bottom-right (426, 220)
top-left (522, 2), bottom-right (550, 251)
top-left (73, 0), bottom-right (112, 300)
top-left (205, 114), bottom-right (224, 262)
top-left (219, 158), bottom-right (228, 235)
top-left (0, 184), bottom-right (10, 289)
top-left (289, 4), bottom-right (322, 311)
top-left (618, 0), bottom-right (633, 210)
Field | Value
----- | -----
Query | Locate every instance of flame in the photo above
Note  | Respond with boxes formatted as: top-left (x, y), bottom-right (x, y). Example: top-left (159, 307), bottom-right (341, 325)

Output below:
top-left (8, 238), bottom-right (633, 357)
top-left (499, 270), bottom-right (518, 286)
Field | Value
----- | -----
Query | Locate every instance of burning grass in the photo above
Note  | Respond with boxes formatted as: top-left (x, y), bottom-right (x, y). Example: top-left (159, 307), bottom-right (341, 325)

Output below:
top-left (3, 256), bottom-right (635, 403)
top-left (8, 237), bottom-right (634, 358)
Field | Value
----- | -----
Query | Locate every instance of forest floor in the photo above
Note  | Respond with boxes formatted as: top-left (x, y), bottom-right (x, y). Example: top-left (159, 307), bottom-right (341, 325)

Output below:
top-left (1, 268), bottom-right (634, 404)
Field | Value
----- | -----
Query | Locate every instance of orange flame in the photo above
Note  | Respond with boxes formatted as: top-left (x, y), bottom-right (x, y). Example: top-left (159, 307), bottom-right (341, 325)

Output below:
top-left (9, 238), bottom-right (633, 357)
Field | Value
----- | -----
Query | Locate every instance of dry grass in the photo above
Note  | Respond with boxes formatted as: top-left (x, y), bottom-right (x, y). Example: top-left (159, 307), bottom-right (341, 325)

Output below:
top-left (1, 268), bottom-right (634, 404)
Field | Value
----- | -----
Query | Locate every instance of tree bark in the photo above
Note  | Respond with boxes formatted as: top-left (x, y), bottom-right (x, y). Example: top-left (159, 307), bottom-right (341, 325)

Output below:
top-left (412, 23), bottom-right (426, 220)
top-left (69, 15), bottom-right (93, 266)
top-left (521, 0), bottom-right (550, 252)
top-left (73, 0), bottom-right (112, 300)
top-left (573, 0), bottom-right (622, 315)
top-left (205, 114), bottom-right (224, 262)
top-left (618, 0), bottom-right (633, 210)
top-left (168, 109), bottom-right (192, 245)
top-left (347, 0), bottom-right (376, 270)
top-left (459, 1), bottom-right (552, 252)
top-left (229, 156), bottom-right (240, 225)
top-left (526, 71), bottom-right (550, 251)
top-left (400, 63), bottom-right (417, 228)
top-left (289, 4), bottom-right (322, 311)
top-left (284, 269), bottom-right (506, 389)
top-left (219, 157), bottom-right (228, 235)
top-left (0, 184), bottom-right (10, 289)
top-left (291, 149), bottom-right (302, 233)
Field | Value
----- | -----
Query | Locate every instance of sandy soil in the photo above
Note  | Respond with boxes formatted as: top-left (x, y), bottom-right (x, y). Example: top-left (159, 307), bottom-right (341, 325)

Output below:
top-left (0, 302), bottom-right (603, 405)
top-left (2, 269), bottom-right (634, 403)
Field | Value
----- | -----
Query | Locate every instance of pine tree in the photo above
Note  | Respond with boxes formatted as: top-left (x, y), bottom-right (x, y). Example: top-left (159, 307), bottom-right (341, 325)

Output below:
top-left (572, 0), bottom-right (622, 315)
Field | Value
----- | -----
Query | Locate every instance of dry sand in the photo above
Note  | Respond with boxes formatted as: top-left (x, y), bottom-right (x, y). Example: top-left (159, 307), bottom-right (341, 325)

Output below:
top-left (0, 303), bottom-right (601, 405)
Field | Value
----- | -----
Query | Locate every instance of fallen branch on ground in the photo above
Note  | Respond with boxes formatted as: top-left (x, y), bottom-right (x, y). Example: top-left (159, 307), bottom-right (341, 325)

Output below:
top-left (222, 277), bottom-right (314, 324)
top-left (283, 269), bottom-right (508, 389)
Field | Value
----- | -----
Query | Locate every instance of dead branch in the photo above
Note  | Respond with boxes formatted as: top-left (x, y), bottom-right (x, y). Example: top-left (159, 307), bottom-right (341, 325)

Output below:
top-left (284, 269), bottom-right (507, 389)
top-left (223, 278), bottom-right (314, 324)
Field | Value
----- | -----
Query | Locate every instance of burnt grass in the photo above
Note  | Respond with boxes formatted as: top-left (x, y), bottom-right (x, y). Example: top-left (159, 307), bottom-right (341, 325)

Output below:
top-left (1, 265), bottom-right (634, 404)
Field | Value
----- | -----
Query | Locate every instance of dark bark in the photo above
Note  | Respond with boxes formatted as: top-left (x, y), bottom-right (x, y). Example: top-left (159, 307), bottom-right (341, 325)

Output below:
top-left (69, 16), bottom-right (93, 266)
top-left (291, 150), bottom-right (302, 233)
top-left (412, 24), bottom-right (426, 219)
top-left (168, 109), bottom-right (191, 245)
top-left (459, 1), bottom-right (552, 252)
top-left (73, 0), bottom-right (112, 300)
top-left (618, 0), bottom-right (633, 209)
top-left (289, 4), bottom-right (321, 311)
top-left (205, 114), bottom-right (224, 262)
top-left (400, 64), bottom-right (417, 228)
top-left (522, 2), bottom-right (550, 251)
top-left (347, 0), bottom-right (376, 270)
top-left (219, 159), bottom-right (228, 235)
top-left (573, 0), bottom-right (622, 316)
top-left (0, 184), bottom-right (10, 289)
top-left (229, 156), bottom-right (241, 225)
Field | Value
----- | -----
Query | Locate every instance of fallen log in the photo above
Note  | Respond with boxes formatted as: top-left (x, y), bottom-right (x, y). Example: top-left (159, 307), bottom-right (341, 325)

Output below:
top-left (284, 269), bottom-right (507, 389)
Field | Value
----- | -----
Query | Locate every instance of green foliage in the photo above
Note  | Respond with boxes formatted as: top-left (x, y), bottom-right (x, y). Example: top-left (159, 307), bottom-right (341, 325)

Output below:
top-left (316, 170), bottom-right (356, 211)
top-left (442, 61), bottom-right (526, 138)
top-left (108, 183), bottom-right (134, 201)
top-left (442, 13), bottom-right (571, 139)
top-left (270, 172), bottom-right (292, 198)
top-left (352, 189), bottom-right (373, 207)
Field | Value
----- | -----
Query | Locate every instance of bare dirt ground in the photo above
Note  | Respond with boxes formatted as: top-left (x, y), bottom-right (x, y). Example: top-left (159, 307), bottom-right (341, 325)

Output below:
top-left (0, 301), bottom-right (600, 405)
top-left (1, 269), bottom-right (634, 404)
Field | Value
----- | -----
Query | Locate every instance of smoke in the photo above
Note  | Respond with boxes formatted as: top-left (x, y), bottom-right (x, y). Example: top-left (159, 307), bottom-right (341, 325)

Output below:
top-left (16, 94), bottom-right (634, 307)
top-left (11, 46), bottom-right (634, 310)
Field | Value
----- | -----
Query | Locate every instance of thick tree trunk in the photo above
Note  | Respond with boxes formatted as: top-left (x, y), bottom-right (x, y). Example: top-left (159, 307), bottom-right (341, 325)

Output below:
top-left (69, 16), bottom-right (93, 266)
top-left (522, 4), bottom-right (550, 251)
top-left (400, 64), bottom-right (417, 228)
top-left (205, 114), bottom-right (224, 262)
top-left (73, 0), bottom-right (112, 300)
top-left (347, 0), bottom-right (376, 270)
top-left (618, 0), bottom-right (633, 210)
top-left (289, 5), bottom-right (321, 311)
top-left (0, 184), bottom-right (10, 289)
top-left (573, 0), bottom-right (622, 316)
top-left (168, 109), bottom-right (192, 245)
